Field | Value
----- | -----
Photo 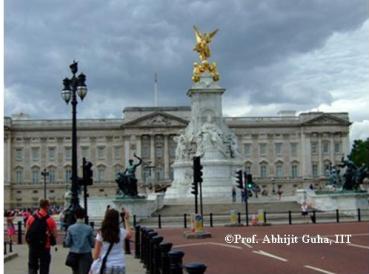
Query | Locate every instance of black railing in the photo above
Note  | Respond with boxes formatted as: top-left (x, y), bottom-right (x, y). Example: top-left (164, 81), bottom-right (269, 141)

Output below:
top-left (139, 208), bottom-right (369, 229)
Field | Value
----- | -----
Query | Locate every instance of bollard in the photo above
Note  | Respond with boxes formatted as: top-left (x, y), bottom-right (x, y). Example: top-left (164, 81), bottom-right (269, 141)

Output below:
top-left (237, 212), bottom-right (241, 224)
top-left (288, 211), bottom-right (292, 225)
top-left (17, 221), bottom-right (22, 244)
top-left (184, 214), bottom-right (187, 229)
top-left (141, 228), bottom-right (153, 265)
top-left (209, 213), bottom-right (213, 227)
top-left (263, 211), bottom-right (267, 224)
top-left (357, 208), bottom-right (361, 222)
top-left (125, 238), bottom-right (131, 254)
top-left (146, 231), bottom-right (158, 270)
top-left (9, 241), bottom-right (13, 253)
top-left (135, 225), bottom-right (141, 258)
top-left (184, 263), bottom-right (207, 274)
top-left (158, 215), bottom-right (162, 229)
top-left (133, 215), bottom-right (137, 227)
top-left (336, 209), bottom-right (340, 223)
top-left (311, 210), bottom-right (316, 224)
top-left (4, 242), bottom-right (7, 255)
top-left (150, 236), bottom-right (163, 274)
top-left (168, 250), bottom-right (184, 274)
top-left (159, 242), bottom-right (173, 274)
top-left (89, 221), bottom-right (95, 229)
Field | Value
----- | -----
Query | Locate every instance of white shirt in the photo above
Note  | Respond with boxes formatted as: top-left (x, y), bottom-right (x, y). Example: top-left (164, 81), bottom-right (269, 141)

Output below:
top-left (96, 228), bottom-right (127, 268)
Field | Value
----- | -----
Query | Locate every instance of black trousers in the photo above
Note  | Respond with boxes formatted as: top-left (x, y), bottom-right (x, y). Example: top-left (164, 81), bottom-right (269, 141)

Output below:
top-left (28, 246), bottom-right (51, 274)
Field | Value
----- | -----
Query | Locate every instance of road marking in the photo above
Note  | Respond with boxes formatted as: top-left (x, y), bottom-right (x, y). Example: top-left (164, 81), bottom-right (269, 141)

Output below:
top-left (210, 242), bottom-right (250, 249)
top-left (347, 243), bottom-right (369, 249)
top-left (174, 242), bottom-right (243, 250)
top-left (252, 250), bottom-right (288, 262)
top-left (304, 265), bottom-right (336, 274)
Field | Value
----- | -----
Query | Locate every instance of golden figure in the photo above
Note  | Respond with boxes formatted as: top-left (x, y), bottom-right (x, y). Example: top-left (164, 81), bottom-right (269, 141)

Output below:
top-left (192, 26), bottom-right (220, 83)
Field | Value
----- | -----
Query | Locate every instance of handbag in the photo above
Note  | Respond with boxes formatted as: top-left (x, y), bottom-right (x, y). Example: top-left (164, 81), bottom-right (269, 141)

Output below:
top-left (89, 242), bottom-right (114, 274)
top-left (65, 252), bottom-right (80, 268)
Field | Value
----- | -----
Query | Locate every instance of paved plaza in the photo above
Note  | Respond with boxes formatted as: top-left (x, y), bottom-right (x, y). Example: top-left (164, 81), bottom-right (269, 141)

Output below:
top-left (4, 244), bottom-right (145, 274)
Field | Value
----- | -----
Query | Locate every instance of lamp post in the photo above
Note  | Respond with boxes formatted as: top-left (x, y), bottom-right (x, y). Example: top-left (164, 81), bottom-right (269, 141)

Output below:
top-left (41, 169), bottom-right (49, 200)
top-left (61, 60), bottom-right (88, 228)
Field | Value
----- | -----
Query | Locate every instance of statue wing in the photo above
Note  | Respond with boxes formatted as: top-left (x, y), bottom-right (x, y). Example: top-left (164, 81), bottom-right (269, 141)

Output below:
top-left (193, 25), bottom-right (202, 43)
top-left (209, 28), bottom-right (219, 40)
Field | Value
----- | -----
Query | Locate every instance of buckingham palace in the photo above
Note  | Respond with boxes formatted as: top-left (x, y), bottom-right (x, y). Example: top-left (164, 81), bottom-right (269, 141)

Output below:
top-left (4, 107), bottom-right (351, 208)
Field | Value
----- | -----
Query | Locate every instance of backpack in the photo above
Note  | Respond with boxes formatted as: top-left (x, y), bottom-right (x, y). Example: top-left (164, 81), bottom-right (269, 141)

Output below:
top-left (26, 213), bottom-right (50, 249)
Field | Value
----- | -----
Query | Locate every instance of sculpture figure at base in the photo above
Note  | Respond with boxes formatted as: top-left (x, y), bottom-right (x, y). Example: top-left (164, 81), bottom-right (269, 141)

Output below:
top-left (338, 155), bottom-right (369, 191)
top-left (115, 153), bottom-right (143, 197)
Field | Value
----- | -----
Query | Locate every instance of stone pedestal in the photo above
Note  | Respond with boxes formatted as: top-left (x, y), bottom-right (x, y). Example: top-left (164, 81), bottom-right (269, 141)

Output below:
top-left (88, 193), bottom-right (164, 221)
top-left (165, 73), bottom-right (243, 203)
top-left (296, 189), bottom-right (369, 212)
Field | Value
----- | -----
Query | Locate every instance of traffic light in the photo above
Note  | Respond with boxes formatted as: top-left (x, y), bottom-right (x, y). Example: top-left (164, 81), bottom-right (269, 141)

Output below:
top-left (235, 170), bottom-right (243, 189)
top-left (82, 157), bottom-right (93, 186)
top-left (191, 181), bottom-right (198, 196)
top-left (246, 174), bottom-right (253, 189)
top-left (193, 156), bottom-right (203, 183)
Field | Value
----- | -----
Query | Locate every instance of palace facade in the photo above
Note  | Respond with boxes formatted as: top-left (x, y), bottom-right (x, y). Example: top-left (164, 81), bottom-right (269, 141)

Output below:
top-left (4, 107), bottom-right (351, 208)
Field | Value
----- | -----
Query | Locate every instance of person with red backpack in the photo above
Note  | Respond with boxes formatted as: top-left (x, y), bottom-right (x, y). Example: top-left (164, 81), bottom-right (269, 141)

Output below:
top-left (26, 199), bottom-right (57, 274)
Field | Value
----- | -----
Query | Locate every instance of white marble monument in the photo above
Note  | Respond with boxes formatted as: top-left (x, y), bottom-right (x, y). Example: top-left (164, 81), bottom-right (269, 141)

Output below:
top-left (165, 73), bottom-right (243, 203)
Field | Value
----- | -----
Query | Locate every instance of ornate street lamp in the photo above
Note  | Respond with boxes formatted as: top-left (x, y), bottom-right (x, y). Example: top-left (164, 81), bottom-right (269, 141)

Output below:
top-left (41, 168), bottom-right (49, 200)
top-left (61, 60), bottom-right (88, 228)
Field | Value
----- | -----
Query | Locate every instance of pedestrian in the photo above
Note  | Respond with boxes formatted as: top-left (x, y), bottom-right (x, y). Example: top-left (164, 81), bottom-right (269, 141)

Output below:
top-left (232, 187), bottom-right (236, 203)
top-left (26, 199), bottom-right (57, 274)
top-left (64, 208), bottom-right (94, 274)
top-left (6, 210), bottom-right (16, 243)
top-left (301, 202), bottom-right (309, 223)
top-left (241, 189), bottom-right (246, 203)
top-left (23, 208), bottom-right (32, 228)
top-left (90, 208), bottom-right (132, 274)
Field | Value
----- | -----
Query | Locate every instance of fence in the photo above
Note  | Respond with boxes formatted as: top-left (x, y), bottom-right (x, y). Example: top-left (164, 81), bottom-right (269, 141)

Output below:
top-left (136, 225), bottom-right (207, 274)
top-left (137, 208), bottom-right (369, 229)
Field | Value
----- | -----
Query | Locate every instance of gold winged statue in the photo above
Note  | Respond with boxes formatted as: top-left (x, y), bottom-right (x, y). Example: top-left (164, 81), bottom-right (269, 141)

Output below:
top-left (192, 26), bottom-right (220, 82)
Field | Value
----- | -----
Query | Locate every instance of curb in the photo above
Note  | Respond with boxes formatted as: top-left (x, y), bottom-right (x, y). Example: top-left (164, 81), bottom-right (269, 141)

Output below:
top-left (4, 252), bottom-right (18, 263)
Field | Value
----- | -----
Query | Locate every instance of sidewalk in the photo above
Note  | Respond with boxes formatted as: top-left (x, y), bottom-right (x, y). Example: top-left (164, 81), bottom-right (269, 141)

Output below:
top-left (4, 244), bottom-right (145, 274)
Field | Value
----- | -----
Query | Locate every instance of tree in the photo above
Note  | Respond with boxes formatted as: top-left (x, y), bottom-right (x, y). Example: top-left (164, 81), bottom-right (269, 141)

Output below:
top-left (349, 138), bottom-right (369, 167)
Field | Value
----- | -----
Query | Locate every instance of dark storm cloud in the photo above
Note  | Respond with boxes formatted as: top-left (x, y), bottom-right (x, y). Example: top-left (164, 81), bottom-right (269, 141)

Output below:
top-left (5, 0), bottom-right (368, 119)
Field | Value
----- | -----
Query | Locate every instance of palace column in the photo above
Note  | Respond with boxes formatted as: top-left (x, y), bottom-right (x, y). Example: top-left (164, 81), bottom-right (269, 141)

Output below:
top-left (164, 135), bottom-right (169, 179)
top-left (318, 135), bottom-right (322, 176)
top-left (136, 135), bottom-right (142, 180)
top-left (150, 134), bottom-right (156, 168)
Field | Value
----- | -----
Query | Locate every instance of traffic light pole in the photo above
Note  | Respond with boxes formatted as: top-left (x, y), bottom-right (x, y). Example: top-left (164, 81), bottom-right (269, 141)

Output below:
top-left (199, 182), bottom-right (203, 217)
top-left (245, 186), bottom-right (249, 226)
top-left (194, 190), bottom-right (198, 214)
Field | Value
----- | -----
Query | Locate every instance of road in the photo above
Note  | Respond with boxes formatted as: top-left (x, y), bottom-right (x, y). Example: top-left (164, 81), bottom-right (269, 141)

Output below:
top-left (155, 222), bottom-right (369, 274)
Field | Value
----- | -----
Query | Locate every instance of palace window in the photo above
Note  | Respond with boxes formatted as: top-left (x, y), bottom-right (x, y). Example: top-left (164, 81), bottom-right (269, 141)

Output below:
top-left (291, 163), bottom-right (299, 178)
top-left (15, 167), bottom-right (23, 184)
top-left (48, 147), bottom-right (56, 161)
top-left (65, 147), bottom-right (72, 161)
top-left (334, 142), bottom-right (341, 154)
top-left (65, 167), bottom-right (72, 183)
top-left (142, 136), bottom-right (151, 158)
top-left (260, 163), bottom-right (268, 178)
top-left (311, 142), bottom-right (318, 154)
top-left (97, 166), bottom-right (105, 182)
top-left (16, 148), bottom-right (23, 161)
top-left (259, 143), bottom-right (267, 156)
top-left (312, 163), bottom-right (318, 177)
top-left (244, 144), bottom-right (251, 157)
top-left (275, 143), bottom-right (283, 156)
top-left (32, 147), bottom-right (40, 161)
top-left (32, 167), bottom-right (40, 184)
top-left (276, 163), bottom-right (283, 177)
top-left (97, 146), bottom-right (106, 160)
top-left (114, 146), bottom-right (121, 160)
top-left (290, 143), bottom-right (298, 157)
top-left (49, 167), bottom-right (56, 183)
top-left (81, 146), bottom-right (90, 159)
top-left (322, 141), bottom-right (330, 154)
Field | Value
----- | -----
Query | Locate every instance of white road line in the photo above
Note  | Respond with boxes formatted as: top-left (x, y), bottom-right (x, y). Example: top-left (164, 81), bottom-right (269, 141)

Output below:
top-left (252, 250), bottom-right (288, 262)
top-left (347, 243), bottom-right (369, 249)
top-left (174, 242), bottom-right (243, 250)
top-left (304, 265), bottom-right (336, 274)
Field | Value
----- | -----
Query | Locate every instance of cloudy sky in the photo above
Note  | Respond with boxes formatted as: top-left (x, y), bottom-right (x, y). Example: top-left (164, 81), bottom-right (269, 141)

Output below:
top-left (4, 0), bottom-right (369, 142)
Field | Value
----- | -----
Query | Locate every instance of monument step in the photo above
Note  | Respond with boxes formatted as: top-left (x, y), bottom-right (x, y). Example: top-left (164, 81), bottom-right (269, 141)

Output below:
top-left (152, 201), bottom-right (302, 216)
